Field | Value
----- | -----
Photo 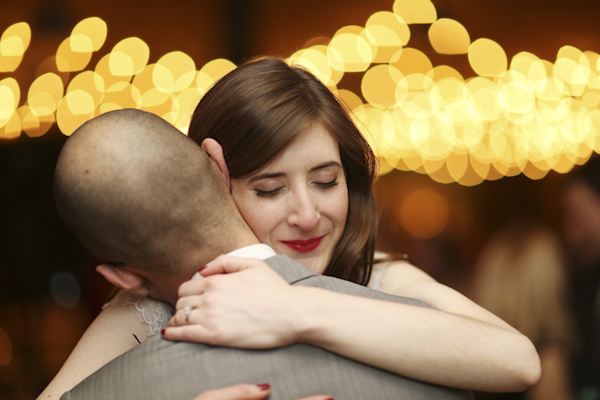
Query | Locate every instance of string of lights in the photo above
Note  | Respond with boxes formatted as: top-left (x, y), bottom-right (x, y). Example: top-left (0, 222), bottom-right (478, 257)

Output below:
top-left (1, 0), bottom-right (598, 185)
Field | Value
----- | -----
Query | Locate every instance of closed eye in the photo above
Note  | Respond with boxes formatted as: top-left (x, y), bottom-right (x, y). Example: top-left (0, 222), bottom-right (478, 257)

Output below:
top-left (255, 187), bottom-right (283, 197)
top-left (316, 179), bottom-right (338, 189)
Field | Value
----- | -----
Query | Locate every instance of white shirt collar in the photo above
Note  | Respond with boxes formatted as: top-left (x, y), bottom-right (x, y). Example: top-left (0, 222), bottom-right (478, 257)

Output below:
top-left (226, 243), bottom-right (277, 260)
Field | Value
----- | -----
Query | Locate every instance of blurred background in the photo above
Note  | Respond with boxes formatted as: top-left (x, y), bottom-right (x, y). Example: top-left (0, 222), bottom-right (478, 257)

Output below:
top-left (1, 0), bottom-right (600, 399)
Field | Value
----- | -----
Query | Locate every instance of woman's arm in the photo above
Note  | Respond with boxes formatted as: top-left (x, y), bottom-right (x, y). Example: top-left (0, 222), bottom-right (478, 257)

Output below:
top-left (306, 260), bottom-right (541, 392)
top-left (164, 256), bottom-right (541, 393)
top-left (36, 291), bottom-right (150, 399)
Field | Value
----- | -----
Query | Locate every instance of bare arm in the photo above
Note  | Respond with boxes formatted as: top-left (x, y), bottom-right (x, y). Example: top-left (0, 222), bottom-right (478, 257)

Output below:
top-left (298, 261), bottom-right (541, 392)
top-left (165, 256), bottom-right (541, 393)
top-left (36, 291), bottom-right (150, 400)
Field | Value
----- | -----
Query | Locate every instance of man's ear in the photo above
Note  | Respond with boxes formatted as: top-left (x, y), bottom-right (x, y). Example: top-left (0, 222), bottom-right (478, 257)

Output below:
top-left (96, 264), bottom-right (149, 297)
top-left (201, 138), bottom-right (231, 191)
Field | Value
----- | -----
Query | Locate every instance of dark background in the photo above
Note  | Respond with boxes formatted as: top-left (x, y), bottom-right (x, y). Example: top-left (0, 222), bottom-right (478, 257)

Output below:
top-left (1, 0), bottom-right (599, 398)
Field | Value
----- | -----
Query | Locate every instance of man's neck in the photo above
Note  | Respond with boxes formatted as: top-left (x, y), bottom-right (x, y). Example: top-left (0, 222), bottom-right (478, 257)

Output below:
top-left (146, 234), bottom-right (263, 304)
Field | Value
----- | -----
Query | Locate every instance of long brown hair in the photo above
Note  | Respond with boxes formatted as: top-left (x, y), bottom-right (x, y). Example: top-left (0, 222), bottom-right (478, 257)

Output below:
top-left (188, 57), bottom-right (377, 284)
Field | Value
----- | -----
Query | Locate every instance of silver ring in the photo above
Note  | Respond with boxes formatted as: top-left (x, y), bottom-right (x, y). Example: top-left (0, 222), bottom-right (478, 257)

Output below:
top-left (184, 306), bottom-right (194, 323)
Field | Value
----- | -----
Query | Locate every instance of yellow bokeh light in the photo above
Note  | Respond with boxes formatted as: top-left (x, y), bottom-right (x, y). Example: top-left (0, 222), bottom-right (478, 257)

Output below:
top-left (393, 0), bottom-right (437, 24)
top-left (56, 95), bottom-right (92, 136)
top-left (0, 110), bottom-right (21, 139)
top-left (28, 73), bottom-right (64, 116)
top-left (56, 37), bottom-right (92, 72)
top-left (109, 37), bottom-right (150, 76)
top-left (496, 70), bottom-right (536, 118)
top-left (0, 22), bottom-right (30, 56)
top-left (103, 81), bottom-right (141, 110)
top-left (95, 54), bottom-right (132, 89)
top-left (389, 47), bottom-right (432, 76)
top-left (428, 19), bottom-right (470, 55)
top-left (0, 55), bottom-right (23, 72)
top-left (464, 76), bottom-right (501, 121)
top-left (434, 76), bottom-right (466, 106)
top-left (133, 64), bottom-right (169, 108)
top-left (0, 78), bottom-right (19, 127)
top-left (171, 87), bottom-right (203, 133)
top-left (70, 17), bottom-right (107, 52)
top-left (327, 27), bottom-right (375, 72)
top-left (362, 64), bottom-right (403, 108)
top-left (154, 51), bottom-right (196, 93)
top-left (66, 71), bottom-right (105, 114)
top-left (65, 90), bottom-right (97, 115)
top-left (468, 38), bottom-right (507, 77)
top-left (18, 105), bottom-right (54, 138)
top-left (0, 22), bottom-right (31, 72)
top-left (199, 58), bottom-right (237, 81)
top-left (288, 47), bottom-right (335, 87)
top-left (510, 52), bottom-right (539, 76)
top-left (554, 56), bottom-right (589, 96)
top-left (431, 65), bottom-right (463, 82)
top-left (337, 88), bottom-right (363, 111)
top-left (2, 3), bottom-right (600, 185)
top-left (364, 11), bottom-right (409, 63)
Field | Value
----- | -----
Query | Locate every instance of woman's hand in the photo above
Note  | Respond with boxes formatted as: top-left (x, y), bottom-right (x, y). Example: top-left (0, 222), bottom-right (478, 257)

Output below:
top-left (163, 256), bottom-right (303, 348)
top-left (192, 383), bottom-right (332, 400)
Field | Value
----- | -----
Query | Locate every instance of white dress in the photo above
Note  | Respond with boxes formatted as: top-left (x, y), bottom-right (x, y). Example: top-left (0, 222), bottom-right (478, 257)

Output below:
top-left (104, 260), bottom-right (388, 336)
top-left (103, 290), bottom-right (175, 337)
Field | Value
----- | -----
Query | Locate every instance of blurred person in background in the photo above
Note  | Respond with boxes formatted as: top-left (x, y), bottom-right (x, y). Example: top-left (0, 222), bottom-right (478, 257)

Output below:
top-left (470, 219), bottom-right (574, 400)
top-left (563, 157), bottom-right (600, 400)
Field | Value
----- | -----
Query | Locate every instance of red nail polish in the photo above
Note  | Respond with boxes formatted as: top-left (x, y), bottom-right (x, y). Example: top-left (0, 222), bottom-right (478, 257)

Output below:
top-left (161, 329), bottom-right (165, 335)
top-left (198, 266), bottom-right (208, 273)
top-left (257, 383), bottom-right (270, 391)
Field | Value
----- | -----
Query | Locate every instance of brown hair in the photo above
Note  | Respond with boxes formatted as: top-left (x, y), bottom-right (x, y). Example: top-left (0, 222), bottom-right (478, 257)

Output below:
top-left (188, 57), bottom-right (378, 284)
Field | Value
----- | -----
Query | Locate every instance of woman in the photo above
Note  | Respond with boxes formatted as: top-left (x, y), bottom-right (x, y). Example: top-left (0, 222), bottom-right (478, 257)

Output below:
top-left (167, 57), bottom-right (540, 390)
top-left (38, 57), bottom-right (540, 399)
top-left (470, 220), bottom-right (574, 400)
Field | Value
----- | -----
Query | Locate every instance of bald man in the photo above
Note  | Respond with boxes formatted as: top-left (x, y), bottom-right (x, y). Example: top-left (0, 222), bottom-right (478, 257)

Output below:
top-left (54, 109), bottom-right (471, 400)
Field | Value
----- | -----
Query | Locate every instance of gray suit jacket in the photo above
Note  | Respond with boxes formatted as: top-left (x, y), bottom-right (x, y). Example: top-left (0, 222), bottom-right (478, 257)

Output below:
top-left (62, 255), bottom-right (473, 400)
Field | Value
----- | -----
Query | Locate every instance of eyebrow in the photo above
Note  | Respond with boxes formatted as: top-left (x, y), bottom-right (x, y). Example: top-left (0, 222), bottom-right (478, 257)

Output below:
top-left (248, 161), bottom-right (342, 182)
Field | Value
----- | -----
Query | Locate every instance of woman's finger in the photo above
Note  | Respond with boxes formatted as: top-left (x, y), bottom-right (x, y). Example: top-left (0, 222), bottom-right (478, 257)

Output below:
top-left (178, 276), bottom-right (208, 297)
top-left (175, 295), bottom-right (204, 312)
top-left (190, 383), bottom-right (332, 400)
top-left (191, 383), bottom-right (270, 400)
top-left (162, 324), bottom-right (213, 344)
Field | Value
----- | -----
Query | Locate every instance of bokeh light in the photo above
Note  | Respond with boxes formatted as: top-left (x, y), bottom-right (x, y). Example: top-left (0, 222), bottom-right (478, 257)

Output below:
top-left (0, 327), bottom-right (12, 365)
top-left (1, 0), bottom-right (600, 186)
top-left (400, 188), bottom-right (449, 238)
top-left (0, 22), bottom-right (30, 72)
top-left (49, 272), bottom-right (82, 309)
top-left (428, 19), bottom-right (470, 55)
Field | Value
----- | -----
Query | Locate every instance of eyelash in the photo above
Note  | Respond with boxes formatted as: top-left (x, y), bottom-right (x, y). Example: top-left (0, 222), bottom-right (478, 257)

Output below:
top-left (255, 179), bottom-right (339, 197)
top-left (255, 187), bottom-right (282, 197)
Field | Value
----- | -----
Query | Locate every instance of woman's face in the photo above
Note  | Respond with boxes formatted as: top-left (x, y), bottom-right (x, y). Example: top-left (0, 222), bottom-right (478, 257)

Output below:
top-left (231, 122), bottom-right (349, 274)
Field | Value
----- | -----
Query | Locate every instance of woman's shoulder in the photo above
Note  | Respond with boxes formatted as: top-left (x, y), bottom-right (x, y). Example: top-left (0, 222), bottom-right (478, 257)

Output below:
top-left (368, 251), bottom-right (414, 290)
top-left (104, 290), bottom-right (175, 336)
top-left (370, 251), bottom-right (435, 293)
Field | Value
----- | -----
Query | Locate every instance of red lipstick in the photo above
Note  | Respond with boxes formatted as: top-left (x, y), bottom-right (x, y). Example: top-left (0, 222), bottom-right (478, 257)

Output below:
top-left (281, 236), bottom-right (323, 252)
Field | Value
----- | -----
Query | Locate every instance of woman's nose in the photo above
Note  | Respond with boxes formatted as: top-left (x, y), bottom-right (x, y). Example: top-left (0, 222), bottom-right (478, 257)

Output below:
top-left (287, 190), bottom-right (320, 231)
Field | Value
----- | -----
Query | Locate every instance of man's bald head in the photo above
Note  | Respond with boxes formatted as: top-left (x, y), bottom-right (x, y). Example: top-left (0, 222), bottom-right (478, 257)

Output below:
top-left (54, 109), bottom-right (249, 274)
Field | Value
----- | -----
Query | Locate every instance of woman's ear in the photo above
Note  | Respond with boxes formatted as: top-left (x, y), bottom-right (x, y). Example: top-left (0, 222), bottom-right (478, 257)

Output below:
top-left (96, 264), bottom-right (149, 297)
top-left (201, 138), bottom-right (231, 191)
